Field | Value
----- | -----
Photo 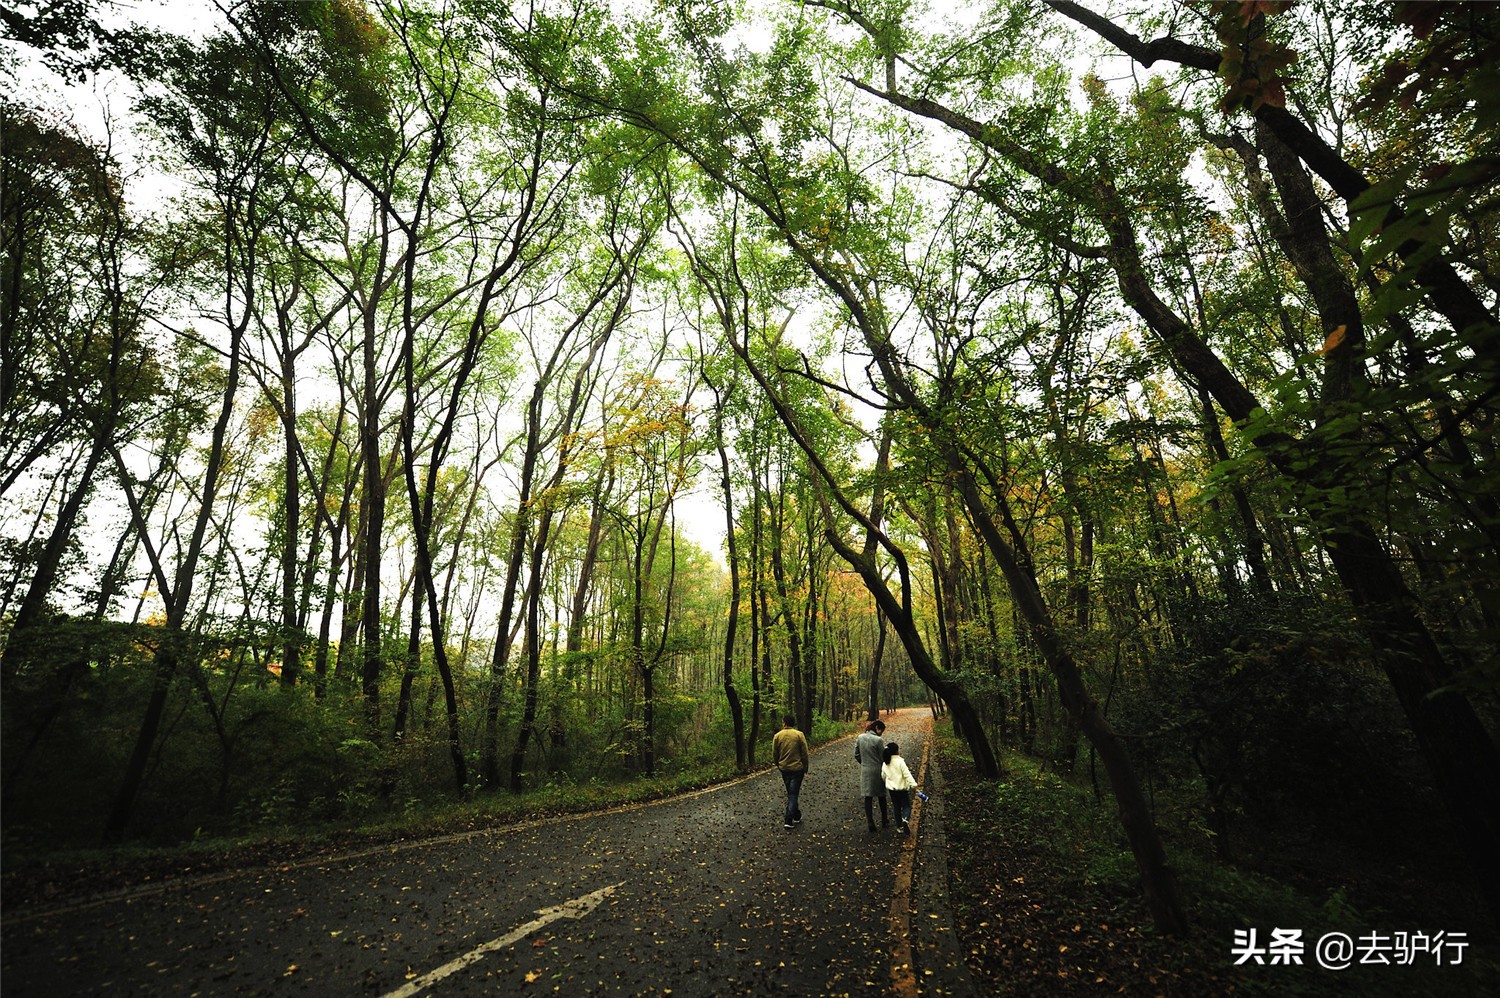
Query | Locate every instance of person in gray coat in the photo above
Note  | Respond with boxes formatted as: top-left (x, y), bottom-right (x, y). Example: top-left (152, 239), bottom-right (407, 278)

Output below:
top-left (854, 719), bottom-right (888, 832)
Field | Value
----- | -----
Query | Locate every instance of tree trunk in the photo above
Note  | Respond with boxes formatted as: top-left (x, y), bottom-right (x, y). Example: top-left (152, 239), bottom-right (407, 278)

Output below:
top-left (278, 341), bottom-right (302, 688)
top-left (104, 282), bottom-right (249, 841)
top-left (799, 514), bottom-right (820, 734)
top-left (393, 585), bottom-right (421, 739)
top-left (708, 382), bottom-right (748, 771)
top-left (747, 473), bottom-right (766, 762)
top-left (9, 435), bottom-right (105, 639)
top-left (509, 528), bottom-right (548, 791)
top-left (1324, 517), bottom-right (1500, 914)
top-left (483, 415), bottom-right (539, 786)
top-left (359, 306), bottom-right (386, 738)
top-left (769, 470), bottom-right (805, 725)
top-left (824, 526), bottom-right (1003, 780)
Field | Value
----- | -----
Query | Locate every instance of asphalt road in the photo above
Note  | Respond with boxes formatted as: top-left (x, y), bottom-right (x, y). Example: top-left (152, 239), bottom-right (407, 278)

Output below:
top-left (1, 708), bottom-right (974, 997)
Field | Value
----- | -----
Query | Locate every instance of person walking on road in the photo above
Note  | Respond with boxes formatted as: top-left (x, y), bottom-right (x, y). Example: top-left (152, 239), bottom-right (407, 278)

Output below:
top-left (855, 719), bottom-right (889, 832)
top-left (773, 714), bottom-right (810, 830)
top-left (882, 742), bottom-right (918, 835)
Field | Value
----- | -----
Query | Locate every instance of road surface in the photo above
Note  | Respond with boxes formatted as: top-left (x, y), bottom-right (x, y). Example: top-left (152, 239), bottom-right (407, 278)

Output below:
top-left (2, 708), bottom-right (972, 996)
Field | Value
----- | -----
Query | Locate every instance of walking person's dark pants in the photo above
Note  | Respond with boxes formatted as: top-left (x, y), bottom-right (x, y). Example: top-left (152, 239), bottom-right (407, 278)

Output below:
top-left (780, 768), bottom-right (804, 825)
top-left (890, 788), bottom-right (911, 830)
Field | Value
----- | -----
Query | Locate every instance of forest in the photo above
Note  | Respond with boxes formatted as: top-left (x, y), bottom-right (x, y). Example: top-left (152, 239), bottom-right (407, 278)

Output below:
top-left (2, 0), bottom-right (1497, 947)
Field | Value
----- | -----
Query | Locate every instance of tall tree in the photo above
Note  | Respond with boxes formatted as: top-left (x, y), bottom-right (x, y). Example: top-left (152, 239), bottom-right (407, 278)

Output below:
top-left (97, 24), bottom-right (296, 839)
top-left (834, 0), bottom-right (1498, 918)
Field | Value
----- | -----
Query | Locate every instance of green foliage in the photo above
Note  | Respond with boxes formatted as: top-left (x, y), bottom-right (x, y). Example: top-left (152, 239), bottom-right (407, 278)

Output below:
top-left (1341, 4), bottom-right (1500, 335)
top-left (4, 3), bottom-right (1497, 947)
top-left (1110, 594), bottom-right (1404, 829)
top-left (239, 0), bottom-right (398, 168)
top-left (809, 710), bottom-right (848, 744)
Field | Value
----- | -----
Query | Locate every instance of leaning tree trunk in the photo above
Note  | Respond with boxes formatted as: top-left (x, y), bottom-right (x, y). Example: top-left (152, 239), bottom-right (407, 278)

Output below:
top-left (1011, 5), bottom-right (1500, 917)
top-left (103, 301), bottom-right (247, 842)
top-left (950, 458), bottom-right (1188, 935)
top-left (9, 436), bottom-right (106, 641)
top-left (824, 527), bottom-right (1002, 780)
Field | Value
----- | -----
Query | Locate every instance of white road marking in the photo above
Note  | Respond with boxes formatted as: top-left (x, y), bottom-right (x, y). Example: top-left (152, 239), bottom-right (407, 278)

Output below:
top-left (381, 881), bottom-right (623, 998)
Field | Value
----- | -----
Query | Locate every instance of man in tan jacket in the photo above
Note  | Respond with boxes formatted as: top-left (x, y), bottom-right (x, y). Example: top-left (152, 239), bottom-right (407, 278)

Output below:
top-left (772, 715), bottom-right (810, 830)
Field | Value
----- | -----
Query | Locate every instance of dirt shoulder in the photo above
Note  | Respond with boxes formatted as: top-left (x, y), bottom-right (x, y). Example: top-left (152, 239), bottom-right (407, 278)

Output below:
top-left (934, 743), bottom-right (1234, 995)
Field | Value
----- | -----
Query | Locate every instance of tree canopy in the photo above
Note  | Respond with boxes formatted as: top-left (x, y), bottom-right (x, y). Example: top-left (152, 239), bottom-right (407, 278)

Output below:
top-left (3, 0), bottom-right (1496, 933)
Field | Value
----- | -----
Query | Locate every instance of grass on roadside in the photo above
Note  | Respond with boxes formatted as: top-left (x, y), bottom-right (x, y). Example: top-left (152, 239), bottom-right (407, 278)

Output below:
top-left (1, 759), bottom-right (753, 912)
top-left (3, 719), bottom-right (863, 914)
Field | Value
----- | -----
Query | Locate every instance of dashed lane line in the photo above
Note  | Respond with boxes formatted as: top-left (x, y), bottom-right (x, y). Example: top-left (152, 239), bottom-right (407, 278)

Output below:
top-left (380, 881), bottom-right (623, 998)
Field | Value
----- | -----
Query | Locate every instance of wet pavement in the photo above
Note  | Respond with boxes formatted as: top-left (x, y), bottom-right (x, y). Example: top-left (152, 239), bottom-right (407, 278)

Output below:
top-left (2, 707), bottom-right (974, 996)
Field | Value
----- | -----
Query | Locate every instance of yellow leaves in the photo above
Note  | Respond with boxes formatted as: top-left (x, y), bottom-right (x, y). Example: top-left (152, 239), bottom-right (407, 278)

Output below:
top-left (1080, 73), bottom-right (1111, 107)
top-left (245, 398), bottom-right (280, 443)
top-left (524, 969), bottom-right (542, 983)
top-left (1317, 324), bottom-right (1347, 356)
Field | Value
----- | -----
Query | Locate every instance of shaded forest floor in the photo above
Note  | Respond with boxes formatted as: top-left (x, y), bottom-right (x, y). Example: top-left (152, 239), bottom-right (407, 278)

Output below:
top-left (931, 719), bottom-right (1499, 996)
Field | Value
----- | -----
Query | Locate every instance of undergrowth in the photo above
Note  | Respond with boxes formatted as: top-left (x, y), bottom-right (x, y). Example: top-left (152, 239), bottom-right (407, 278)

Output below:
top-left (934, 720), bottom-right (1498, 997)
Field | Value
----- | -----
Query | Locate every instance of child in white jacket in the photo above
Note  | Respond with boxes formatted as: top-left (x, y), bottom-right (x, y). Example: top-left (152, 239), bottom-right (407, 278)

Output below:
top-left (881, 742), bottom-right (918, 834)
